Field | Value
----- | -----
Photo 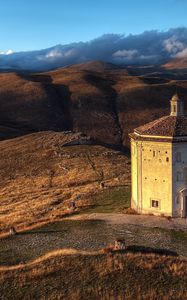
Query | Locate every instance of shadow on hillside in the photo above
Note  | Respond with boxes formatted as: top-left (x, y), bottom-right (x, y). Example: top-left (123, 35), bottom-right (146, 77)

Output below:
top-left (0, 73), bottom-right (73, 141)
top-left (18, 73), bottom-right (73, 131)
top-left (93, 139), bottom-right (130, 154)
top-left (125, 245), bottom-right (178, 257)
top-left (0, 71), bottom-right (129, 151)
top-left (18, 73), bottom-right (53, 83)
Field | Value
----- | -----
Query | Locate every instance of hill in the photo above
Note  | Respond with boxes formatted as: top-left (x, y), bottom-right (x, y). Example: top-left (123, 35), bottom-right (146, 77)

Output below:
top-left (0, 250), bottom-right (186, 299)
top-left (1, 61), bottom-right (187, 147)
top-left (163, 57), bottom-right (187, 70)
top-left (0, 131), bottom-right (130, 234)
top-left (66, 60), bottom-right (125, 73)
top-left (1, 60), bottom-right (187, 299)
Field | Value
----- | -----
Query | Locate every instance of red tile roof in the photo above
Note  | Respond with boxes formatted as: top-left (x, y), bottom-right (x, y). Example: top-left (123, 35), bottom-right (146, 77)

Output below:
top-left (134, 116), bottom-right (187, 137)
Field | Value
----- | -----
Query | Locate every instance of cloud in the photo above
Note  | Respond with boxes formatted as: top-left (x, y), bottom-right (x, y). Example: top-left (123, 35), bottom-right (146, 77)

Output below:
top-left (0, 49), bottom-right (14, 55)
top-left (163, 35), bottom-right (184, 55)
top-left (175, 48), bottom-right (187, 58)
top-left (40, 48), bottom-right (77, 60)
top-left (113, 49), bottom-right (139, 59)
top-left (1, 27), bottom-right (187, 71)
top-left (45, 49), bottom-right (63, 59)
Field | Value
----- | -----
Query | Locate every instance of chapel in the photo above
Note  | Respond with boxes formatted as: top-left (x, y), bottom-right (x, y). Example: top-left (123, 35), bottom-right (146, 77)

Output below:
top-left (130, 94), bottom-right (187, 217)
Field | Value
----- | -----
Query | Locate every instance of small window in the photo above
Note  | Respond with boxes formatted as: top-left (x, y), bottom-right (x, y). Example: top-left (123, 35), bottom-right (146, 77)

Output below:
top-left (153, 151), bottom-right (156, 157)
top-left (151, 200), bottom-right (159, 208)
top-left (176, 152), bottom-right (181, 163)
top-left (166, 157), bottom-right (169, 162)
top-left (173, 105), bottom-right (176, 113)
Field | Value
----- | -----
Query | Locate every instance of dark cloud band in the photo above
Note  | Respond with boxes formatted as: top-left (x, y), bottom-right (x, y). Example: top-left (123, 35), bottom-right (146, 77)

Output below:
top-left (0, 27), bottom-right (187, 71)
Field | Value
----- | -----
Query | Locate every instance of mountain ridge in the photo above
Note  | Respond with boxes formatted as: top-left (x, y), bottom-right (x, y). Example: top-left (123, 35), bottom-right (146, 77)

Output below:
top-left (1, 28), bottom-right (187, 71)
top-left (163, 57), bottom-right (187, 70)
top-left (1, 60), bottom-right (187, 148)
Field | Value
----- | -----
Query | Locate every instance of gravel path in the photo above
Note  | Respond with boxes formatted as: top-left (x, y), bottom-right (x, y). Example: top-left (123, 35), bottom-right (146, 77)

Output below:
top-left (1, 214), bottom-right (187, 266)
top-left (66, 213), bottom-right (187, 230)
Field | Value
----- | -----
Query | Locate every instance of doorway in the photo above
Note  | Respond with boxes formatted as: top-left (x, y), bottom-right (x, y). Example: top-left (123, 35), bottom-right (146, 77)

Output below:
top-left (179, 189), bottom-right (187, 218)
top-left (181, 191), bottom-right (187, 218)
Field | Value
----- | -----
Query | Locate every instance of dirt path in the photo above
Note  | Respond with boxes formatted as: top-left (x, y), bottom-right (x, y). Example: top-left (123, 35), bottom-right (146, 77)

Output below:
top-left (66, 213), bottom-right (187, 230)
top-left (1, 214), bottom-right (187, 265)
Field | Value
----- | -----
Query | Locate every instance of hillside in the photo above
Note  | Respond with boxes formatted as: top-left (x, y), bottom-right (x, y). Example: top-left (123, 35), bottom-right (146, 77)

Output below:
top-left (1, 61), bottom-right (187, 147)
top-left (163, 57), bottom-right (187, 70)
top-left (1, 60), bottom-right (187, 299)
top-left (0, 250), bottom-right (186, 299)
top-left (0, 131), bottom-right (130, 234)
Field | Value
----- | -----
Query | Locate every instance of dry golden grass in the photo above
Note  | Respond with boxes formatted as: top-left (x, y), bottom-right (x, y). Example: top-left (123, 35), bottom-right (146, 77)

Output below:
top-left (0, 131), bottom-right (130, 235)
top-left (1, 61), bottom-right (187, 147)
top-left (0, 249), bottom-right (186, 299)
top-left (1, 61), bottom-right (187, 299)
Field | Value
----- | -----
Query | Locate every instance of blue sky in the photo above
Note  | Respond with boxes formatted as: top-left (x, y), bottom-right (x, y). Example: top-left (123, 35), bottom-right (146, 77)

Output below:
top-left (1, 0), bottom-right (187, 52)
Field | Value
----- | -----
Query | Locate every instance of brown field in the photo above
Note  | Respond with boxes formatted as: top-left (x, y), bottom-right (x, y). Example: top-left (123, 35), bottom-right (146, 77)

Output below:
top-left (0, 249), bottom-right (186, 300)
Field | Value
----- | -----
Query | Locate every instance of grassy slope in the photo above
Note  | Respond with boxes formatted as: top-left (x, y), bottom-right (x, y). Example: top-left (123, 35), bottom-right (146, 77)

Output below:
top-left (82, 186), bottom-right (130, 213)
top-left (0, 250), bottom-right (186, 300)
top-left (44, 62), bottom-right (187, 147)
top-left (1, 61), bottom-right (187, 147)
top-left (1, 62), bottom-right (187, 299)
top-left (0, 131), bottom-right (130, 234)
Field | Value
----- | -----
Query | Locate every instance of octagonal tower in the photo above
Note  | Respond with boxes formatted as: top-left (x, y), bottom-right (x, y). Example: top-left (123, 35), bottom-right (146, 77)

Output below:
top-left (129, 94), bottom-right (187, 217)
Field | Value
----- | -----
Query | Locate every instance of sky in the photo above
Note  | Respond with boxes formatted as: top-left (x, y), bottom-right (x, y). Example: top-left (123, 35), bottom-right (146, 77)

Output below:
top-left (1, 0), bottom-right (187, 52)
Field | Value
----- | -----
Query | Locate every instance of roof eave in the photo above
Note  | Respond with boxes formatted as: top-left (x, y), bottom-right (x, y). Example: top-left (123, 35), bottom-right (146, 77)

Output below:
top-left (129, 132), bottom-right (187, 142)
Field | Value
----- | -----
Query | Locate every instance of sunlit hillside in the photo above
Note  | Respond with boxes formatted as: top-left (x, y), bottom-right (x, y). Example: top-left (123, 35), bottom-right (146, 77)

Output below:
top-left (0, 250), bottom-right (186, 300)
top-left (0, 131), bottom-right (130, 234)
top-left (1, 61), bottom-right (187, 147)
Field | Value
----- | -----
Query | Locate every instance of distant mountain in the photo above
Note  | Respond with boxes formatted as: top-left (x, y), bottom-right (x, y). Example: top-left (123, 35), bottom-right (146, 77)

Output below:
top-left (1, 60), bottom-right (187, 148)
top-left (163, 57), bottom-right (187, 70)
top-left (66, 60), bottom-right (125, 73)
top-left (1, 28), bottom-right (187, 71)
